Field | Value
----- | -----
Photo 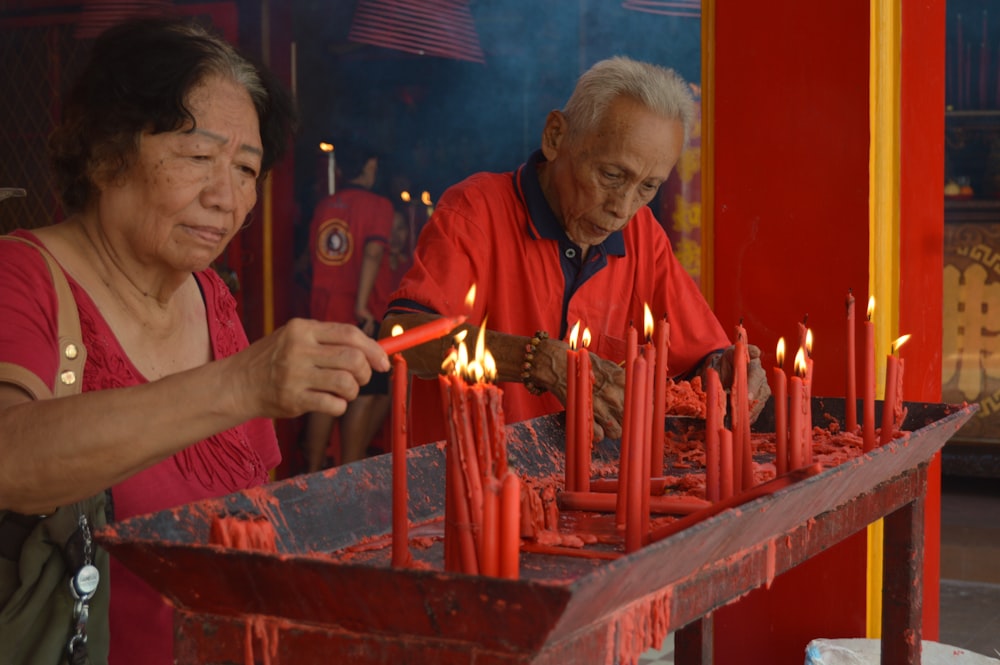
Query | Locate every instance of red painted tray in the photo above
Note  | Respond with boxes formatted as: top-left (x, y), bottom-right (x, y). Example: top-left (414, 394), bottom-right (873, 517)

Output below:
top-left (97, 398), bottom-right (975, 664)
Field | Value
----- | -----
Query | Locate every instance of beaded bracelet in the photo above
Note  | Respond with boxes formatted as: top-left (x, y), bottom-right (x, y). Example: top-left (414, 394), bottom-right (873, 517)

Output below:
top-left (521, 330), bottom-right (549, 395)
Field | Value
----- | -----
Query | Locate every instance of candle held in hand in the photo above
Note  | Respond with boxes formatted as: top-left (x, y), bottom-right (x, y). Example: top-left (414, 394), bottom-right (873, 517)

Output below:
top-left (380, 315), bottom-right (467, 356)
top-left (391, 353), bottom-right (410, 567)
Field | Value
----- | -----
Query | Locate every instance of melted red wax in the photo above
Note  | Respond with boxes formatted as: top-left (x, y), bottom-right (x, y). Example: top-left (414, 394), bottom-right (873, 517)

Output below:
top-left (208, 516), bottom-right (280, 665)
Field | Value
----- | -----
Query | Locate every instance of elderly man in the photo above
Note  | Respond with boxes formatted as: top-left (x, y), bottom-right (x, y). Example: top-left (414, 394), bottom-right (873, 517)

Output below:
top-left (382, 56), bottom-right (767, 447)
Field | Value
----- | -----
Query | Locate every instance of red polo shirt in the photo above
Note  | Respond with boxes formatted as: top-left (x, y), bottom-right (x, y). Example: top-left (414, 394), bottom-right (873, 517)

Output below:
top-left (309, 185), bottom-right (394, 324)
top-left (390, 151), bottom-right (729, 446)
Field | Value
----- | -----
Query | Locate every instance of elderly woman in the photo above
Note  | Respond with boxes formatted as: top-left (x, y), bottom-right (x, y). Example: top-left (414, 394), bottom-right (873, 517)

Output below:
top-left (0, 17), bottom-right (388, 664)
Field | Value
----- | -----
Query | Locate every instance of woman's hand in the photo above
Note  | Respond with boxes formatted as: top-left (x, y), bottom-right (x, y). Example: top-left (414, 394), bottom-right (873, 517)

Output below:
top-left (231, 318), bottom-right (390, 420)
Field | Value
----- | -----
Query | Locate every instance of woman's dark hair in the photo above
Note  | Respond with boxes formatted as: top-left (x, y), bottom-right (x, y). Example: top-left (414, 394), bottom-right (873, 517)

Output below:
top-left (49, 17), bottom-right (297, 214)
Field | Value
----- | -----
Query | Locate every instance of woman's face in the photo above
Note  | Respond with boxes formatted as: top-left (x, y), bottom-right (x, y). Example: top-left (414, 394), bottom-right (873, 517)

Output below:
top-left (96, 75), bottom-right (263, 272)
top-left (540, 95), bottom-right (684, 251)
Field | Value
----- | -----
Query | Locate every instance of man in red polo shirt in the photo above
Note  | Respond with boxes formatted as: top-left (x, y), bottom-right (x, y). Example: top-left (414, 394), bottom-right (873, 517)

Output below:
top-left (382, 56), bottom-right (768, 447)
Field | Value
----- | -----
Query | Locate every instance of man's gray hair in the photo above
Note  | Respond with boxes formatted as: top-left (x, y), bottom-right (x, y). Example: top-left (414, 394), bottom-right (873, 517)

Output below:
top-left (561, 56), bottom-right (696, 142)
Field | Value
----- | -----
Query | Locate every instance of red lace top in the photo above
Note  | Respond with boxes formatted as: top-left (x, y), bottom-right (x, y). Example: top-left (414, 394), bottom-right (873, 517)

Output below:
top-left (0, 230), bottom-right (280, 665)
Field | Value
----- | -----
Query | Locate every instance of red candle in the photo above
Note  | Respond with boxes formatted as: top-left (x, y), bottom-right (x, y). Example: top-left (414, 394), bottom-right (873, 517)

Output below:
top-left (732, 324), bottom-right (752, 492)
top-left (451, 375), bottom-right (483, 574)
top-left (391, 354), bottom-right (410, 567)
top-left (481, 477), bottom-right (500, 577)
top-left (640, 347), bottom-right (654, 543)
top-left (486, 387), bottom-right (507, 478)
top-left (576, 341), bottom-right (593, 491)
top-left (862, 297), bottom-right (877, 452)
top-left (499, 472), bottom-right (520, 579)
top-left (772, 338), bottom-right (788, 475)
top-left (788, 349), bottom-right (805, 470)
top-left (379, 314), bottom-right (467, 355)
top-left (615, 325), bottom-right (639, 527)
top-left (845, 290), bottom-right (858, 432)
top-left (704, 368), bottom-right (723, 502)
top-left (565, 342), bottom-right (578, 492)
top-left (879, 334), bottom-right (910, 446)
top-left (439, 376), bottom-right (458, 571)
top-left (719, 427), bottom-right (734, 500)
top-left (625, 355), bottom-right (648, 553)
top-left (803, 329), bottom-right (814, 461)
top-left (651, 318), bottom-right (669, 477)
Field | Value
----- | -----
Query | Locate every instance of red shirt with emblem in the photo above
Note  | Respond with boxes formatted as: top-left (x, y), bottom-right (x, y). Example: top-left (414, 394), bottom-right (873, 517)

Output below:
top-left (389, 152), bottom-right (731, 446)
top-left (309, 185), bottom-right (395, 324)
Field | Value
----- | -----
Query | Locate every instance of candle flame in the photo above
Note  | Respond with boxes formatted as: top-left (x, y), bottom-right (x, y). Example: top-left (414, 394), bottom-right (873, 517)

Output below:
top-left (391, 324), bottom-right (404, 337)
top-left (465, 284), bottom-right (476, 310)
top-left (568, 320), bottom-right (580, 350)
top-left (400, 190), bottom-right (411, 203)
top-left (867, 295), bottom-right (875, 321)
top-left (793, 347), bottom-right (807, 377)
top-left (892, 334), bottom-right (912, 354)
top-left (805, 328), bottom-right (813, 355)
top-left (776, 337), bottom-right (785, 367)
top-left (643, 303), bottom-right (654, 341)
top-left (582, 327), bottom-right (592, 348)
top-left (319, 142), bottom-right (334, 153)
top-left (421, 191), bottom-right (432, 206)
top-left (447, 321), bottom-right (496, 384)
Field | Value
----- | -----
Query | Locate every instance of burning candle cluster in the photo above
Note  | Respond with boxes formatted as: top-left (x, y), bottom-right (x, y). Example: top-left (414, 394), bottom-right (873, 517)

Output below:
top-left (847, 294), bottom-right (911, 451)
top-left (702, 322), bottom-right (758, 501)
top-left (437, 325), bottom-right (521, 579)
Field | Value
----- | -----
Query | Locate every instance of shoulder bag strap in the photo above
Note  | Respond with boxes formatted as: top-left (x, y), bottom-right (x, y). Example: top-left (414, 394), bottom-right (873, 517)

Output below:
top-left (1, 235), bottom-right (86, 397)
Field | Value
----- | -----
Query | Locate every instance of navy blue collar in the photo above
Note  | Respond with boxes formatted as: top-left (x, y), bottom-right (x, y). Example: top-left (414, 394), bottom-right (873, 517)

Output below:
top-left (516, 150), bottom-right (626, 256)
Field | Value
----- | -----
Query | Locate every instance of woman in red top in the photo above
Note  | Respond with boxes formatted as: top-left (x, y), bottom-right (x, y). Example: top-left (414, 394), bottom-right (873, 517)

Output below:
top-left (0, 18), bottom-right (388, 665)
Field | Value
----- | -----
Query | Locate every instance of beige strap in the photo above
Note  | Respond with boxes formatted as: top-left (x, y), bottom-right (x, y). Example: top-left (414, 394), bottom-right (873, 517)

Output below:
top-left (1, 236), bottom-right (86, 397)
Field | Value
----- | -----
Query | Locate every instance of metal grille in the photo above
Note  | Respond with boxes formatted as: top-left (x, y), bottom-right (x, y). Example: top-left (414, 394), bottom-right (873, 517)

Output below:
top-left (0, 22), bottom-right (88, 233)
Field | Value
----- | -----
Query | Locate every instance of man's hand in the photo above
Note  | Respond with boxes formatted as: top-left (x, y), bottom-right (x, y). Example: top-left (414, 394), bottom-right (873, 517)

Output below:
top-left (700, 344), bottom-right (771, 423)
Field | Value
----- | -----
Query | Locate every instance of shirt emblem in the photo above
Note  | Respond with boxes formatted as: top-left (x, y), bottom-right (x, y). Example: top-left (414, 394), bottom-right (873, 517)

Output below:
top-left (316, 218), bottom-right (353, 266)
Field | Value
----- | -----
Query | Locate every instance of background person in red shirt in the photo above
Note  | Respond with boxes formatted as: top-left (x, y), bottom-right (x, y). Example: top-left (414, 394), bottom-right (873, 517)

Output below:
top-left (381, 56), bottom-right (769, 447)
top-left (303, 140), bottom-right (396, 469)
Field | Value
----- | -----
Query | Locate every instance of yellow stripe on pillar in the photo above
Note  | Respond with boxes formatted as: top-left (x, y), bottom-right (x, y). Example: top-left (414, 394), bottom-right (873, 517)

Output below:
top-left (867, 0), bottom-right (901, 639)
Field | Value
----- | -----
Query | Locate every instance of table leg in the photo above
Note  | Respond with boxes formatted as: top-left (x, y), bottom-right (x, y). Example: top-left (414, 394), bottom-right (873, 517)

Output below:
top-left (880, 467), bottom-right (926, 665)
top-left (674, 615), bottom-right (713, 665)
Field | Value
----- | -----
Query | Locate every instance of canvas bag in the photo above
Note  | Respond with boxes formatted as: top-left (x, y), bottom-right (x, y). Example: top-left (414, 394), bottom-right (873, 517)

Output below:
top-left (0, 236), bottom-right (110, 665)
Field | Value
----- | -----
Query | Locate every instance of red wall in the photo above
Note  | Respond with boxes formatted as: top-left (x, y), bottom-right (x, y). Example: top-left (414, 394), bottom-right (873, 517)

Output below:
top-left (709, 1), bottom-right (945, 661)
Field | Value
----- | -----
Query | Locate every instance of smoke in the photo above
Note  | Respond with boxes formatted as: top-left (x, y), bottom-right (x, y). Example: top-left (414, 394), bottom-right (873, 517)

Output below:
top-left (292, 0), bottom-right (701, 215)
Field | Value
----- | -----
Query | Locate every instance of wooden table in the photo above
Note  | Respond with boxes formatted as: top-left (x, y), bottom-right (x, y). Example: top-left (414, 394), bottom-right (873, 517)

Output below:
top-left (98, 398), bottom-right (976, 665)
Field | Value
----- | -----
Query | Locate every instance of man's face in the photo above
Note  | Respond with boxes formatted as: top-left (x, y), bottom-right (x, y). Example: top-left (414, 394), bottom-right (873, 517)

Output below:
top-left (540, 95), bottom-right (685, 250)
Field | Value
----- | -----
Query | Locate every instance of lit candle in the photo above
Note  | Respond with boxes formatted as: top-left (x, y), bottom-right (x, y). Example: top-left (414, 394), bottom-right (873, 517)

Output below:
top-left (772, 338), bottom-right (788, 475)
top-left (650, 312), bottom-right (669, 478)
top-left (319, 142), bottom-right (335, 196)
top-left (565, 322), bottom-right (579, 492)
top-left (625, 354), bottom-right (648, 553)
top-left (379, 314), bottom-right (467, 356)
top-left (499, 472), bottom-right (521, 579)
top-left (879, 334), bottom-right (911, 446)
top-left (615, 324), bottom-right (639, 527)
top-left (862, 297), bottom-right (877, 452)
top-left (576, 329), bottom-right (593, 491)
top-left (845, 290), bottom-right (858, 432)
top-left (391, 352), bottom-right (410, 567)
top-left (789, 348), bottom-right (807, 469)
top-left (640, 345), bottom-right (655, 544)
top-left (704, 368), bottom-right (723, 502)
